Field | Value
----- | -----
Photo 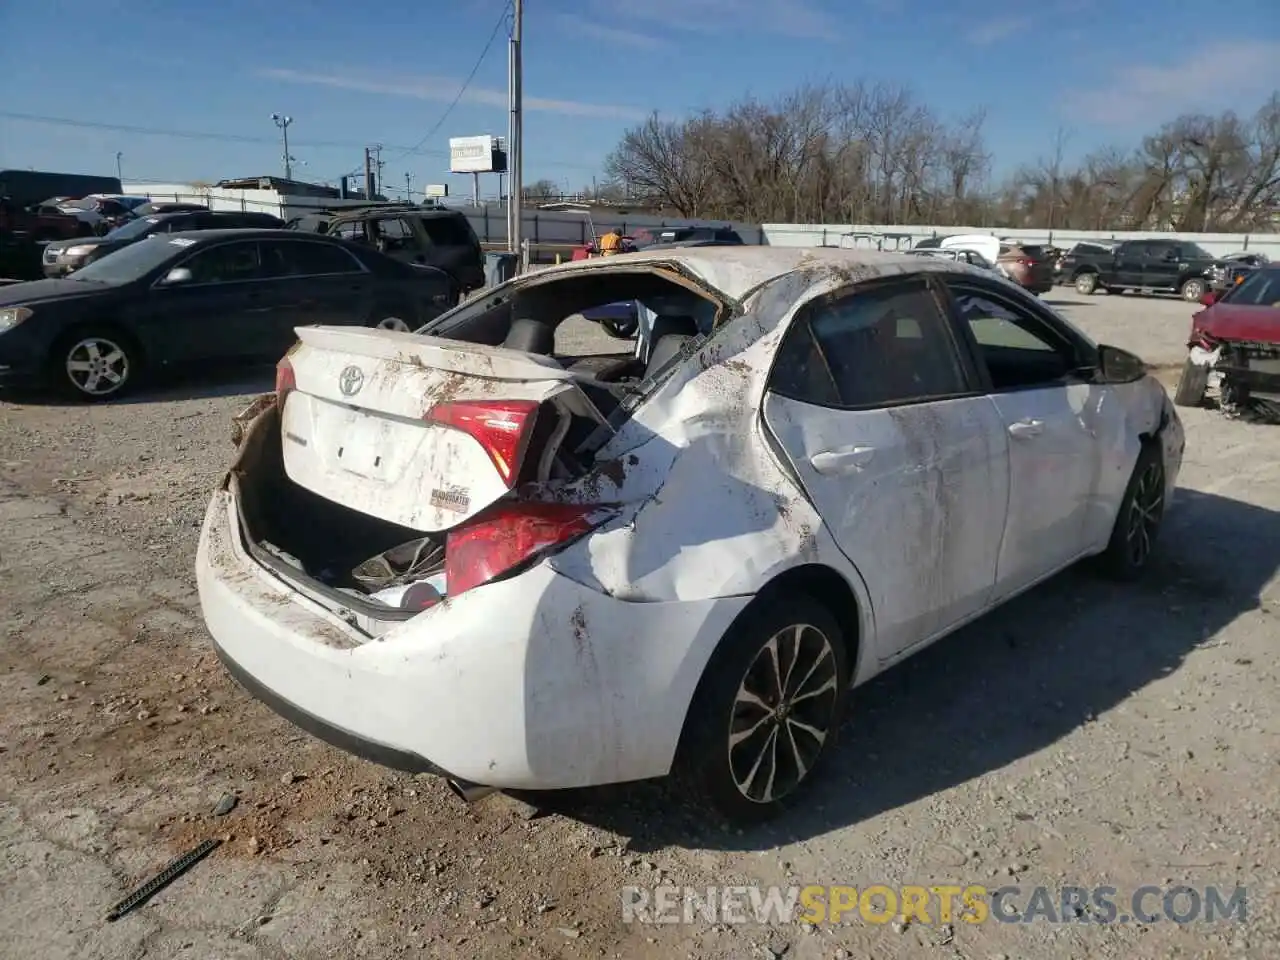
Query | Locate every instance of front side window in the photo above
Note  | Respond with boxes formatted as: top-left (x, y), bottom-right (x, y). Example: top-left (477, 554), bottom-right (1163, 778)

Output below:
top-left (181, 242), bottom-right (263, 284)
top-left (771, 278), bottom-right (968, 408)
top-left (945, 280), bottom-right (1082, 390)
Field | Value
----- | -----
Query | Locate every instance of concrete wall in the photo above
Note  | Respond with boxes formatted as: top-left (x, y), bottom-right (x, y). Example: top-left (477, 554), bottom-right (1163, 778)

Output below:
top-left (762, 223), bottom-right (1280, 258)
top-left (123, 185), bottom-right (1279, 258)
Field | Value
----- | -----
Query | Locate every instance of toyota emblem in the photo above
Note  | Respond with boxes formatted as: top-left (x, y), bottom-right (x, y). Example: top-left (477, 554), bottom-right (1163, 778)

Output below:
top-left (338, 365), bottom-right (365, 397)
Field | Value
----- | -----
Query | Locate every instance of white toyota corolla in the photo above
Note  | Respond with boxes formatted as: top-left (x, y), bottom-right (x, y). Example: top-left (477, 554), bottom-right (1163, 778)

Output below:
top-left (196, 247), bottom-right (1185, 822)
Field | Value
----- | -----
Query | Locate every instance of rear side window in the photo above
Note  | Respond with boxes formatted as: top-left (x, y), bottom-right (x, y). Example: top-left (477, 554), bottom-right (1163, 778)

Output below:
top-left (772, 279), bottom-right (967, 408)
top-left (770, 317), bottom-right (841, 407)
top-left (1018, 245), bottom-right (1045, 259)
top-left (333, 221), bottom-right (369, 243)
top-left (420, 215), bottom-right (476, 247)
top-left (277, 240), bottom-right (364, 276)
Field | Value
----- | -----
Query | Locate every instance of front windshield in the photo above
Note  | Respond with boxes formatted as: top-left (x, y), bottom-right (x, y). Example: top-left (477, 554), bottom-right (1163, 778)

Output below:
top-left (1223, 269), bottom-right (1280, 307)
top-left (71, 235), bottom-right (186, 284)
top-left (105, 216), bottom-right (161, 241)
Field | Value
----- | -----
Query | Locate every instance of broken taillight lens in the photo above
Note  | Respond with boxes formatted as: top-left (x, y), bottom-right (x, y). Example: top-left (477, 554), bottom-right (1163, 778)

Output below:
top-left (275, 355), bottom-right (296, 402)
top-left (444, 501), bottom-right (607, 596)
top-left (424, 399), bottom-right (539, 486)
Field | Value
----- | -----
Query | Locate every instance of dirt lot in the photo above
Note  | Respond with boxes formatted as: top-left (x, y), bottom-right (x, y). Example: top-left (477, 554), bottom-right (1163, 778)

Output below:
top-left (2, 295), bottom-right (1277, 960)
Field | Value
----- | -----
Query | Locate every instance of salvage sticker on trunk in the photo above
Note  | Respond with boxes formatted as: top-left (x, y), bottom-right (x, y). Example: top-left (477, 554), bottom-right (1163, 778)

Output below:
top-left (429, 487), bottom-right (471, 513)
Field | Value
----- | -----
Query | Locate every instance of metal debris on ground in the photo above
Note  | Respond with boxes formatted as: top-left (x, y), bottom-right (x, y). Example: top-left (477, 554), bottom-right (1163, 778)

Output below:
top-left (105, 838), bottom-right (222, 921)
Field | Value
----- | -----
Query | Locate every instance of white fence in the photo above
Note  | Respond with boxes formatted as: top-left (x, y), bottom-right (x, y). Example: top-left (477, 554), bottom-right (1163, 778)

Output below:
top-left (762, 223), bottom-right (1280, 259)
top-left (127, 183), bottom-right (1279, 258)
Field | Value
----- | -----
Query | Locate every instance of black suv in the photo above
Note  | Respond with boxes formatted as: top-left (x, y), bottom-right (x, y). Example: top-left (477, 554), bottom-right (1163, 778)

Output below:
top-left (42, 209), bottom-right (284, 278)
top-left (306, 205), bottom-right (484, 294)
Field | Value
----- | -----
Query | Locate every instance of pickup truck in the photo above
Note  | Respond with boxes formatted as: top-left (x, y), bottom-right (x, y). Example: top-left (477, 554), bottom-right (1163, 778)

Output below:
top-left (1066, 238), bottom-right (1229, 302)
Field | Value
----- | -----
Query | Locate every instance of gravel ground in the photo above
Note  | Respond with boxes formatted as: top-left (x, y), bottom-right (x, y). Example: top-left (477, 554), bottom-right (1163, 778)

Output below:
top-left (2, 297), bottom-right (1277, 960)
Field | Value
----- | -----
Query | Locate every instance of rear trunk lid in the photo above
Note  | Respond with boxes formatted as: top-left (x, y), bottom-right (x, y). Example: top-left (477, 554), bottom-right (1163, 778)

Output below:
top-left (278, 326), bottom-right (611, 532)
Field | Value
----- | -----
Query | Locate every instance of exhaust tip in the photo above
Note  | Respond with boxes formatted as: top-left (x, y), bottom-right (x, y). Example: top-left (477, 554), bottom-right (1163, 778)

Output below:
top-left (447, 778), bottom-right (498, 804)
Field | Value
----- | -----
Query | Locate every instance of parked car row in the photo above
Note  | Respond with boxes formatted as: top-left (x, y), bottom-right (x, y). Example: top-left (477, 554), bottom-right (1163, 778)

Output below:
top-left (911, 235), bottom-right (1054, 294)
top-left (0, 228), bottom-right (458, 400)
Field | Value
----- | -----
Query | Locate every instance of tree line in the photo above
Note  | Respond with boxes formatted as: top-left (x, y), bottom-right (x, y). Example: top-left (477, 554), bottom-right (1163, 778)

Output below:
top-left (537, 82), bottom-right (1280, 233)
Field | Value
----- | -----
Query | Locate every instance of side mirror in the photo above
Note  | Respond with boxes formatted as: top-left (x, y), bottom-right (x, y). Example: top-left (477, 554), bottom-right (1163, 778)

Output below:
top-left (1096, 344), bottom-right (1146, 384)
top-left (162, 267), bottom-right (193, 285)
top-left (1199, 291), bottom-right (1218, 307)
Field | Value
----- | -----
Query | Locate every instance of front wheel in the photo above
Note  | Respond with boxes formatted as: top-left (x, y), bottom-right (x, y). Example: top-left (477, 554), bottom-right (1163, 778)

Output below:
top-left (1074, 272), bottom-right (1098, 295)
top-left (1180, 277), bottom-right (1206, 302)
top-left (1095, 442), bottom-right (1166, 580)
top-left (672, 594), bottom-right (850, 823)
top-left (1173, 357), bottom-right (1209, 407)
top-left (375, 316), bottom-right (412, 332)
top-left (52, 328), bottom-right (139, 401)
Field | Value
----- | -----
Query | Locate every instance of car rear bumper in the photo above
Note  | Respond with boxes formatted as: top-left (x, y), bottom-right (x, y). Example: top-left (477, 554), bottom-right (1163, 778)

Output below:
top-left (196, 485), bottom-right (748, 790)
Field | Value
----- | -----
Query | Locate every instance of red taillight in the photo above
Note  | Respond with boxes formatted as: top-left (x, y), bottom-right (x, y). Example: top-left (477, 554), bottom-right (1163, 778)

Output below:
top-left (425, 399), bottom-right (539, 486)
top-left (1017, 257), bottom-right (1034, 267)
top-left (275, 355), bottom-right (296, 401)
top-left (444, 501), bottom-right (605, 596)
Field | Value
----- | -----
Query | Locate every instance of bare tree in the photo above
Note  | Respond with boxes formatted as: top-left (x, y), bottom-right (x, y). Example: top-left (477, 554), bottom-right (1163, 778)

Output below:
top-left (602, 82), bottom-right (1280, 230)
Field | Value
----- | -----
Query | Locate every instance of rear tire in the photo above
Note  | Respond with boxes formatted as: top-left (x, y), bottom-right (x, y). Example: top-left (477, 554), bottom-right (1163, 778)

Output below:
top-left (1074, 272), bottom-right (1098, 295)
top-left (1095, 442), bottom-right (1166, 581)
top-left (672, 594), bottom-right (850, 824)
top-left (1173, 358), bottom-right (1209, 407)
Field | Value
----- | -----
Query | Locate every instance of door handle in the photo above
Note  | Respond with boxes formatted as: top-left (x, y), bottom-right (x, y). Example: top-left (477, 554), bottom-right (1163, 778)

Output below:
top-left (1007, 418), bottom-right (1044, 439)
top-left (810, 445), bottom-right (876, 475)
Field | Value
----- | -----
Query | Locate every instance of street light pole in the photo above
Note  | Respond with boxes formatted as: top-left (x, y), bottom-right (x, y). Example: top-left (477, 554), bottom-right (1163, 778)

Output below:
top-left (404, 172), bottom-right (413, 202)
top-left (508, 0), bottom-right (523, 260)
top-left (271, 113), bottom-right (294, 180)
top-left (115, 152), bottom-right (123, 182)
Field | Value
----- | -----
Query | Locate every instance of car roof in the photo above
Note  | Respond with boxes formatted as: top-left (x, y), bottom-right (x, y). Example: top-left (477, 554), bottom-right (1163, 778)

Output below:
top-left (330, 206), bottom-right (464, 220)
top-left (166, 228), bottom-right (331, 240)
top-left (525, 245), bottom-right (981, 301)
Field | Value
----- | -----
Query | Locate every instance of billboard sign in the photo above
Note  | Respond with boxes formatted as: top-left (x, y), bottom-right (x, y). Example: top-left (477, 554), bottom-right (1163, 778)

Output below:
top-left (424, 183), bottom-right (449, 198)
top-left (450, 136), bottom-right (498, 174)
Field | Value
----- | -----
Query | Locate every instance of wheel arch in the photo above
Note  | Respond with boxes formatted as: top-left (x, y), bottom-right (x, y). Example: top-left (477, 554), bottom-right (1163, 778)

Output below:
top-left (48, 320), bottom-right (148, 384)
top-left (728, 562), bottom-right (867, 686)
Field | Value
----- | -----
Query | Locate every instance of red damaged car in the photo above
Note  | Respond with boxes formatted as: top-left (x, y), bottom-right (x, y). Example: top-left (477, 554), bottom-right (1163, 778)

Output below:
top-left (1174, 265), bottom-right (1280, 421)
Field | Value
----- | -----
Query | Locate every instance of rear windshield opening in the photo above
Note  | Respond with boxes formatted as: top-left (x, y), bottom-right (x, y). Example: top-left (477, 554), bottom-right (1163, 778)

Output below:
top-left (421, 268), bottom-right (722, 353)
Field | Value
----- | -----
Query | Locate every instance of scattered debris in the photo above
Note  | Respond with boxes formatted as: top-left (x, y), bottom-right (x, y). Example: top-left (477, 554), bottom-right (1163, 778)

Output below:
top-left (105, 838), bottom-right (221, 921)
top-left (212, 793), bottom-right (238, 816)
top-left (36, 674), bottom-right (51, 686)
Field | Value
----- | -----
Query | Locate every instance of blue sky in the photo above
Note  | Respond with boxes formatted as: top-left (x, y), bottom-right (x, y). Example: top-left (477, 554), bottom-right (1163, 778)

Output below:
top-left (2, 0), bottom-right (1278, 197)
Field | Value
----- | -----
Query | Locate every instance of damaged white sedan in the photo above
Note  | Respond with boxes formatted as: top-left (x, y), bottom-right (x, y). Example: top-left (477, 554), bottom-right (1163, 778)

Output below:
top-left (196, 247), bottom-right (1185, 822)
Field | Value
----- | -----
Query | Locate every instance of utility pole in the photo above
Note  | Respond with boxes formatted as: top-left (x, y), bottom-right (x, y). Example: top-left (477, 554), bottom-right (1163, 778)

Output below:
top-left (271, 113), bottom-right (294, 180)
top-left (508, 0), bottom-right (523, 258)
top-left (364, 147), bottom-right (375, 200)
top-left (374, 145), bottom-right (385, 193)
top-left (115, 152), bottom-right (123, 182)
top-left (404, 171), bottom-right (414, 203)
